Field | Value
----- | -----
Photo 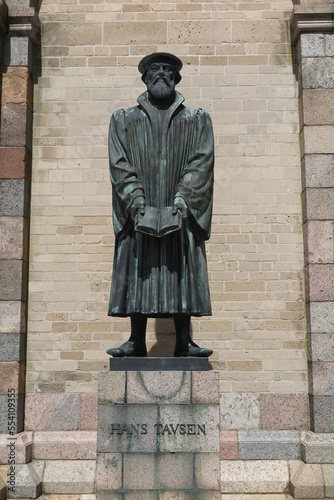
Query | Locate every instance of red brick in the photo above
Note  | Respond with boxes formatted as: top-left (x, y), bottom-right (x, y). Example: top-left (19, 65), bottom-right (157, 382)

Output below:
top-left (0, 361), bottom-right (25, 394)
top-left (1, 67), bottom-right (32, 108)
top-left (220, 430), bottom-right (238, 460)
top-left (0, 148), bottom-right (31, 180)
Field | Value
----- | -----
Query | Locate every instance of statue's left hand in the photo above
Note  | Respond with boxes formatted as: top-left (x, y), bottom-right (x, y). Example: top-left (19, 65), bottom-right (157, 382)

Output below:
top-left (173, 196), bottom-right (187, 220)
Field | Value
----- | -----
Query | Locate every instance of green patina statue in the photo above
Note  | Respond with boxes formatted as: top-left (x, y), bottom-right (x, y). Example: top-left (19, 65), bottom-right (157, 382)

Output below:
top-left (107, 53), bottom-right (214, 358)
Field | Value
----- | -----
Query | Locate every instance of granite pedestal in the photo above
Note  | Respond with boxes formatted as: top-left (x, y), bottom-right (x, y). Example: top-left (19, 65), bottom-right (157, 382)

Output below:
top-left (96, 359), bottom-right (220, 499)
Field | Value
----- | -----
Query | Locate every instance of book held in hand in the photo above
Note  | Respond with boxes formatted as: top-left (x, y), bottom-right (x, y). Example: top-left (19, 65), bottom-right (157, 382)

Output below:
top-left (134, 206), bottom-right (183, 237)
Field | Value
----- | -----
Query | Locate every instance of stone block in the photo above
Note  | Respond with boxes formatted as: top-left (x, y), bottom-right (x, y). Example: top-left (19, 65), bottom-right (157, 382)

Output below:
top-left (304, 126), bottom-right (334, 154)
top-left (302, 89), bottom-right (334, 126)
top-left (100, 492), bottom-right (161, 500)
top-left (95, 453), bottom-right (122, 491)
top-left (98, 372), bottom-right (125, 405)
top-left (191, 371), bottom-right (219, 404)
top-left (300, 33), bottom-right (325, 58)
top-left (0, 217), bottom-right (26, 260)
top-left (43, 460), bottom-right (96, 494)
top-left (232, 19), bottom-right (285, 44)
top-left (0, 334), bottom-right (25, 362)
top-left (303, 154), bottom-right (334, 189)
top-left (308, 301), bottom-right (334, 333)
top-left (6, 460), bottom-right (44, 499)
top-left (80, 394), bottom-right (98, 430)
top-left (0, 395), bottom-right (24, 434)
top-left (160, 494), bottom-right (220, 500)
top-left (169, 21), bottom-right (230, 44)
top-left (0, 361), bottom-right (25, 394)
top-left (304, 221), bottom-right (334, 264)
top-left (289, 462), bottom-right (325, 499)
top-left (97, 492), bottom-right (157, 500)
top-left (25, 394), bottom-right (80, 431)
top-left (32, 431), bottom-right (97, 460)
top-left (220, 460), bottom-right (289, 494)
top-left (306, 264), bottom-right (334, 302)
top-left (325, 33), bottom-right (334, 56)
top-left (0, 147), bottom-right (30, 181)
top-left (303, 187), bottom-right (334, 220)
top-left (104, 22), bottom-right (166, 45)
top-left (310, 395), bottom-right (334, 433)
top-left (309, 334), bottom-right (334, 362)
top-left (322, 464), bottom-right (334, 497)
top-left (309, 362), bottom-right (334, 395)
top-left (220, 496), bottom-right (288, 500)
top-left (194, 453), bottom-right (220, 490)
top-left (159, 404), bottom-right (220, 453)
top-left (301, 432), bottom-right (334, 463)
top-left (0, 302), bottom-right (24, 334)
top-left (220, 430), bottom-right (238, 460)
top-left (97, 404), bottom-right (158, 453)
top-left (44, 23), bottom-right (102, 47)
top-left (123, 453), bottom-right (193, 490)
top-left (260, 394), bottom-right (310, 430)
top-left (126, 371), bottom-right (190, 404)
top-left (220, 393), bottom-right (260, 430)
top-left (0, 260), bottom-right (27, 301)
top-left (302, 57), bottom-right (334, 89)
top-left (239, 431), bottom-right (300, 460)
top-left (0, 432), bottom-right (32, 465)
top-left (2, 67), bottom-right (32, 107)
top-left (0, 180), bottom-right (27, 217)
top-left (0, 105), bottom-right (29, 148)
top-left (3, 36), bottom-right (31, 67)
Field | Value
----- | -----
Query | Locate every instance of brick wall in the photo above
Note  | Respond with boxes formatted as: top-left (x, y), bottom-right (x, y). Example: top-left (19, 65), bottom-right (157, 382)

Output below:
top-left (27, 0), bottom-right (309, 430)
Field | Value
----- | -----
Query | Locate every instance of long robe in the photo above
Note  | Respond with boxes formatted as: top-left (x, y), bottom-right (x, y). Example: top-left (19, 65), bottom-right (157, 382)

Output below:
top-left (108, 91), bottom-right (214, 317)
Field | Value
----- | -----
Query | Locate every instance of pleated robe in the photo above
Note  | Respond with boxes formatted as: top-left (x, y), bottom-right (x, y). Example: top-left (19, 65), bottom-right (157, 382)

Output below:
top-left (108, 91), bottom-right (214, 317)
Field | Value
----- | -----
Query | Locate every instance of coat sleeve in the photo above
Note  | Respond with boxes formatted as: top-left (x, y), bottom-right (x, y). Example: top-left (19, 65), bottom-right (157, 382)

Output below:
top-left (174, 109), bottom-right (214, 241)
top-left (108, 109), bottom-right (145, 237)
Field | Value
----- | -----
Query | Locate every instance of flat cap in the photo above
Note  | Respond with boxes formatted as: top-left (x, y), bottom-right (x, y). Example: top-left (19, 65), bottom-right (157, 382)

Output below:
top-left (138, 52), bottom-right (183, 84)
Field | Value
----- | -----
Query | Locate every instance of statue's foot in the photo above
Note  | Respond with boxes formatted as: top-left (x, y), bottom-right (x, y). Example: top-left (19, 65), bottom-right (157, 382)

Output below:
top-left (106, 341), bottom-right (147, 357)
top-left (174, 339), bottom-right (213, 358)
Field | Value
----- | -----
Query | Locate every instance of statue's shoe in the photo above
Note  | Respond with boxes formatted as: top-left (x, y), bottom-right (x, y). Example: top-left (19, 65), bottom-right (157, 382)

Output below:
top-left (106, 341), bottom-right (147, 357)
top-left (174, 340), bottom-right (213, 358)
top-left (187, 342), bottom-right (213, 357)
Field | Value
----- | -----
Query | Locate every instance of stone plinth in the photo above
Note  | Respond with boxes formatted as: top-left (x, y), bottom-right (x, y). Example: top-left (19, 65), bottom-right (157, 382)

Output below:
top-left (96, 369), bottom-right (220, 498)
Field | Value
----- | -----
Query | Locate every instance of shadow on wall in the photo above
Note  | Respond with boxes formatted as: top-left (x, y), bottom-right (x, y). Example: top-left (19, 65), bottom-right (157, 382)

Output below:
top-left (149, 318), bottom-right (194, 357)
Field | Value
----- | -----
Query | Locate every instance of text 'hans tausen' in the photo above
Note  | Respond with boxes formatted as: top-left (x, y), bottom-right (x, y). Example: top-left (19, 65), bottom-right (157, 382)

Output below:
top-left (109, 423), bottom-right (206, 436)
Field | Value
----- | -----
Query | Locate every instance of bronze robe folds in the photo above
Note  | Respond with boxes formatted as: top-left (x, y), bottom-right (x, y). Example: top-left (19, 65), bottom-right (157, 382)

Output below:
top-left (108, 91), bottom-right (214, 317)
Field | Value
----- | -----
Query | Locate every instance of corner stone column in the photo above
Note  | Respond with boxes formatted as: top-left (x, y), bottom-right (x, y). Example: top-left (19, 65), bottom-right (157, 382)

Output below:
top-left (291, 4), bottom-right (334, 433)
top-left (0, 4), bottom-right (39, 436)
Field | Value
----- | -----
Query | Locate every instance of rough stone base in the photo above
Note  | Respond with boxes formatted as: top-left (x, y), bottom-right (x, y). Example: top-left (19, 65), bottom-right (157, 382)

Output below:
top-left (97, 370), bottom-right (220, 497)
top-left (1, 458), bottom-right (334, 498)
top-left (0, 430), bottom-right (333, 497)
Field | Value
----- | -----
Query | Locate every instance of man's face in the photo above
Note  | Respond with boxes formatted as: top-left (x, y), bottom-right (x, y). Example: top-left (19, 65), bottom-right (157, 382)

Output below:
top-left (145, 62), bottom-right (176, 101)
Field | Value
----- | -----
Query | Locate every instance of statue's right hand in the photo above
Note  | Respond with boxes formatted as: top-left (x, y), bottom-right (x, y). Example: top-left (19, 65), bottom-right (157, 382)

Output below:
top-left (130, 196), bottom-right (146, 221)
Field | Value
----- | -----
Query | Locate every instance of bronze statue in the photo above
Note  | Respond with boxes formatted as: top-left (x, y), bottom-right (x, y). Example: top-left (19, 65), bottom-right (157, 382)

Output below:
top-left (107, 53), bottom-right (214, 357)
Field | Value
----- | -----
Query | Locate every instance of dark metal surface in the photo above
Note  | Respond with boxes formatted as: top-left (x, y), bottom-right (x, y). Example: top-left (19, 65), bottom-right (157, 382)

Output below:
top-left (109, 356), bottom-right (210, 371)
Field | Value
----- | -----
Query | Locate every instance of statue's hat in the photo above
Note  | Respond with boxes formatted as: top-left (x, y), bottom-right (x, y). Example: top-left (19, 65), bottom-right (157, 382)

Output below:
top-left (138, 52), bottom-right (182, 84)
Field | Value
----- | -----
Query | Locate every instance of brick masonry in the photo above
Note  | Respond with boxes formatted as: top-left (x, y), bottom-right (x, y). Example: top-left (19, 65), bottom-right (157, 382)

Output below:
top-left (26, 0), bottom-right (309, 432)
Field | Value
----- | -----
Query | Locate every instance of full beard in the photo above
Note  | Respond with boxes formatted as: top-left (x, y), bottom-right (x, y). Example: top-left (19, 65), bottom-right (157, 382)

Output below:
top-left (147, 78), bottom-right (175, 101)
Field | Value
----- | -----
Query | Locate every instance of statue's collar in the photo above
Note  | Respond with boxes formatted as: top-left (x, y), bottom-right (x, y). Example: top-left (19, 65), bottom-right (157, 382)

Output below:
top-left (137, 91), bottom-right (184, 117)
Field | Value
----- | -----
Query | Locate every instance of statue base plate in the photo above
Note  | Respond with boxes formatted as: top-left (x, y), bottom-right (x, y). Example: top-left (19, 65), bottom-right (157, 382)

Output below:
top-left (109, 356), bottom-right (209, 371)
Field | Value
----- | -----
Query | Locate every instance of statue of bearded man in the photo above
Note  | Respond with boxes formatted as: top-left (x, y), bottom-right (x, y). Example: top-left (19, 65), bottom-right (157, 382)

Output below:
top-left (107, 53), bottom-right (214, 358)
